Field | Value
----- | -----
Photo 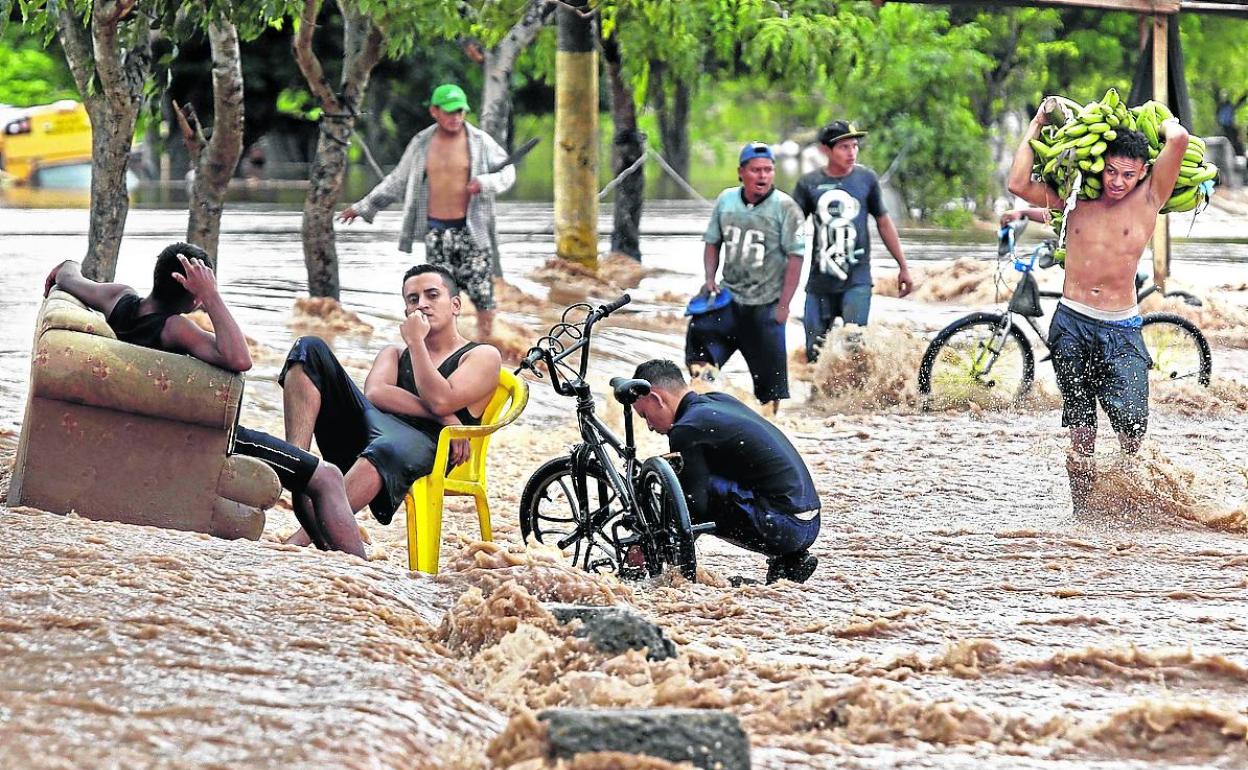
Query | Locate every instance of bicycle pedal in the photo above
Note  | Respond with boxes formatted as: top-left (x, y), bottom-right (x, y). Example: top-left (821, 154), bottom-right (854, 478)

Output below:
top-left (623, 543), bottom-right (647, 568)
top-left (588, 557), bottom-right (619, 573)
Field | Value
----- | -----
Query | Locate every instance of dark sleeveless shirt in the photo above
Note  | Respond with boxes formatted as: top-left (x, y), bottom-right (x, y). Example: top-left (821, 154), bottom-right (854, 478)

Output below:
top-left (396, 342), bottom-right (485, 436)
top-left (106, 293), bottom-right (177, 350)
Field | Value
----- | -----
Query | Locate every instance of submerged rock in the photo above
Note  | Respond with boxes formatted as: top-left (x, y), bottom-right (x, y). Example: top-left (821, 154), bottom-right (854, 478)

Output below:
top-left (547, 603), bottom-right (677, 661)
top-left (539, 707), bottom-right (750, 770)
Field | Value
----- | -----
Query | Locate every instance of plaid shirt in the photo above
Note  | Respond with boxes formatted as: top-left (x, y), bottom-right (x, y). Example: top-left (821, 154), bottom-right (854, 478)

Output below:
top-left (353, 122), bottom-right (515, 253)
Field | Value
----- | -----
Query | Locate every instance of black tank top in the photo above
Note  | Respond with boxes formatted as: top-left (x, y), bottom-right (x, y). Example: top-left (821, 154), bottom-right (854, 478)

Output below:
top-left (106, 293), bottom-right (177, 350)
top-left (397, 342), bottom-right (485, 435)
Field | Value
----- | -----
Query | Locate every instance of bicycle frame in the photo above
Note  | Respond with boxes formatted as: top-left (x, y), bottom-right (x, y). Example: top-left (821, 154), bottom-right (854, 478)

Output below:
top-left (517, 295), bottom-right (664, 565)
top-left (561, 398), bottom-right (642, 552)
top-left (977, 226), bottom-right (1201, 376)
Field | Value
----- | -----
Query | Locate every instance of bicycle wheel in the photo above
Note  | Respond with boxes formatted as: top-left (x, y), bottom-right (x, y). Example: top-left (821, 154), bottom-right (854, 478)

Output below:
top-left (918, 312), bottom-right (1035, 409)
top-left (636, 457), bottom-right (697, 580)
top-left (1141, 312), bottom-right (1212, 387)
top-left (519, 456), bottom-right (624, 574)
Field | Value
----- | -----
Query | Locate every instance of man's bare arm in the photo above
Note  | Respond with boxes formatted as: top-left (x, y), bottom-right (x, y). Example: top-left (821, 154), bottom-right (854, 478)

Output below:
top-left (775, 254), bottom-right (803, 324)
top-left (160, 315), bottom-right (253, 372)
top-left (1148, 118), bottom-right (1190, 206)
top-left (703, 242), bottom-right (721, 294)
top-left (875, 214), bottom-right (912, 297)
top-left (1007, 101), bottom-right (1062, 209)
top-left (1001, 208), bottom-right (1051, 226)
top-left (363, 345), bottom-right (440, 419)
top-left (45, 260), bottom-right (132, 317)
top-left (161, 255), bottom-right (251, 372)
top-left (405, 343), bottom-right (502, 417)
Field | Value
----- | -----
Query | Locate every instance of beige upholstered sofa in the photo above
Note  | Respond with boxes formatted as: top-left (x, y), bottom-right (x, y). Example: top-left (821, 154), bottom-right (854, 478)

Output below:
top-left (7, 290), bottom-right (280, 539)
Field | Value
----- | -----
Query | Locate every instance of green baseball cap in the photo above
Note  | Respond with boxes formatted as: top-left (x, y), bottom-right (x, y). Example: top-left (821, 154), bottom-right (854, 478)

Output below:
top-left (429, 83), bottom-right (469, 112)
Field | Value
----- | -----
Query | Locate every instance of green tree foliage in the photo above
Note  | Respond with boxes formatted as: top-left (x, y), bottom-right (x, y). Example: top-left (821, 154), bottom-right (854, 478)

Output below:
top-left (1039, 10), bottom-right (1138, 105)
top-left (1179, 13), bottom-right (1248, 135)
top-left (827, 4), bottom-right (994, 218)
top-left (0, 25), bottom-right (76, 105)
top-left (949, 6), bottom-right (1076, 125)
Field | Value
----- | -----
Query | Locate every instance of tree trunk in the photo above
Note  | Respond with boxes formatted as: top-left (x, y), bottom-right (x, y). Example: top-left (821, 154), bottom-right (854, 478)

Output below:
top-left (187, 20), bottom-right (245, 260)
top-left (480, 0), bottom-right (553, 148)
top-left (657, 77), bottom-right (691, 190)
top-left (293, 0), bottom-right (383, 299)
top-left (603, 37), bottom-right (643, 261)
top-left (54, 0), bottom-right (152, 281)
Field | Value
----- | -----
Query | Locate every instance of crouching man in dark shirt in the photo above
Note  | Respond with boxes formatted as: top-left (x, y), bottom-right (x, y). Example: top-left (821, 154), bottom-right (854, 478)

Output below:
top-left (630, 359), bottom-right (822, 584)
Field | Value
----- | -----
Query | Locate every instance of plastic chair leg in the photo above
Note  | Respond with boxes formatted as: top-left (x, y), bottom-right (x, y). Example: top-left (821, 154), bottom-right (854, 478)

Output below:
top-left (406, 476), bottom-right (446, 574)
top-left (474, 489), bottom-right (493, 542)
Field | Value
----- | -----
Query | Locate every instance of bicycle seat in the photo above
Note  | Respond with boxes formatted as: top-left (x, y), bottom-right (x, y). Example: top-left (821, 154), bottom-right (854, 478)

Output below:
top-left (609, 377), bottom-right (651, 406)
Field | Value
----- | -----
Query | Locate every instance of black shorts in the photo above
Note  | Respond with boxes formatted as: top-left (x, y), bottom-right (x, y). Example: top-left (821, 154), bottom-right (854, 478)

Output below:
top-left (232, 426), bottom-right (320, 495)
top-left (279, 336), bottom-right (438, 524)
top-left (685, 300), bottom-right (789, 403)
top-left (1048, 304), bottom-right (1151, 439)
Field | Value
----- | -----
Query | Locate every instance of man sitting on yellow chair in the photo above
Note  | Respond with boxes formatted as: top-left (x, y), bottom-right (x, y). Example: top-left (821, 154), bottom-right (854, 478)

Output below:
top-left (281, 264), bottom-right (502, 548)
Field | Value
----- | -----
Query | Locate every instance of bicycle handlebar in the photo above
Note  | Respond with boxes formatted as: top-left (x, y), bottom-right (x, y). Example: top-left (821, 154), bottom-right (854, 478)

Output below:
top-left (599, 293), bottom-right (631, 316)
top-left (514, 294), bottom-right (632, 382)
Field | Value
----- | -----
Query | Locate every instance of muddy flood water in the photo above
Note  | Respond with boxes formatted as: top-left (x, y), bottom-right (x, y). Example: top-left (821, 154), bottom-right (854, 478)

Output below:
top-left (2, 201), bottom-right (1248, 769)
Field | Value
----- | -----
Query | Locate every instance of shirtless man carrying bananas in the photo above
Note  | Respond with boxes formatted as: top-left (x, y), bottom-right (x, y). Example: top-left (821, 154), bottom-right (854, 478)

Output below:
top-left (1006, 96), bottom-right (1188, 513)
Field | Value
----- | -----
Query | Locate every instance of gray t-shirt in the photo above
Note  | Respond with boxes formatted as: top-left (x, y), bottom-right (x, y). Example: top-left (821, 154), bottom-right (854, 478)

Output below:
top-left (792, 165), bottom-right (885, 293)
top-left (703, 187), bottom-right (806, 306)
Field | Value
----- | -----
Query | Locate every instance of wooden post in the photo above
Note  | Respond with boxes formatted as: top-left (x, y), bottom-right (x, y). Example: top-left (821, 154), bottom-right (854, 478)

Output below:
top-left (1151, 12), bottom-right (1170, 291)
top-left (554, 0), bottom-right (599, 265)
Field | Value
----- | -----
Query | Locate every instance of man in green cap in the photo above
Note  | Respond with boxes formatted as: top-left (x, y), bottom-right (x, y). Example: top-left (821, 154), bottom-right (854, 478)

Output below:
top-left (339, 83), bottom-right (514, 338)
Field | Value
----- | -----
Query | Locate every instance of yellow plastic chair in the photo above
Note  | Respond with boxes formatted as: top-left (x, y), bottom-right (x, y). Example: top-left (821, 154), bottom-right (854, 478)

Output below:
top-left (403, 368), bottom-right (529, 574)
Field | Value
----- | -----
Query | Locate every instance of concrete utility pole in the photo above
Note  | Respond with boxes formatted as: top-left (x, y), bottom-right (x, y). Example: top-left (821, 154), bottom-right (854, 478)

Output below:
top-left (1150, 13), bottom-right (1171, 290)
top-left (554, 0), bottom-right (599, 265)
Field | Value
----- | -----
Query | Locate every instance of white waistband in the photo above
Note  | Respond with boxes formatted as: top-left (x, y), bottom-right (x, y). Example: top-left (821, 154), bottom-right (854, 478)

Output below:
top-left (1058, 296), bottom-right (1140, 322)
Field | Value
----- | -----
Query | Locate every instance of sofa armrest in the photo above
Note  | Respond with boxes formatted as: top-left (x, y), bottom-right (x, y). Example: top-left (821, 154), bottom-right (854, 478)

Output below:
top-left (40, 290), bottom-right (119, 339)
top-left (31, 328), bottom-right (244, 431)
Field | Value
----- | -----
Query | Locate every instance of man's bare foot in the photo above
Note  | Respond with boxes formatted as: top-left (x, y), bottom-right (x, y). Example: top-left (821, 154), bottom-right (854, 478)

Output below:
top-left (284, 527), bottom-right (313, 547)
top-left (761, 400), bottom-right (780, 418)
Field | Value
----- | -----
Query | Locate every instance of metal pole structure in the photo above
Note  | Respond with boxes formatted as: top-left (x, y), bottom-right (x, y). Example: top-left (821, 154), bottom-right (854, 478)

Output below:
top-left (554, 0), bottom-right (599, 265)
top-left (1151, 12), bottom-right (1171, 290)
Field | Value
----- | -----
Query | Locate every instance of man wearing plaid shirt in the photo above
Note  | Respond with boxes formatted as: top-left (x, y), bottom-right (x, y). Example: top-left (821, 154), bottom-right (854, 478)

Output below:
top-left (339, 84), bottom-right (514, 338)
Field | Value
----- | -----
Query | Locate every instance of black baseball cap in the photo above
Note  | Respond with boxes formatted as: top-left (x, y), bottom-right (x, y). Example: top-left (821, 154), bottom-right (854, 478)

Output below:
top-left (818, 120), bottom-right (867, 147)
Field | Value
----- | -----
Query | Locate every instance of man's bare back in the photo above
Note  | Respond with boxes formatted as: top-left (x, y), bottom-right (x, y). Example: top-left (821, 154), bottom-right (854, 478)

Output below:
top-left (426, 130), bottom-right (470, 220)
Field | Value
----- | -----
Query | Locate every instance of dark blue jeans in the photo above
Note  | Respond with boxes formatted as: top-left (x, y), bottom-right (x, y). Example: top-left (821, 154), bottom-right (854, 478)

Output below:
top-left (703, 475), bottom-right (820, 557)
top-left (803, 285), bottom-right (872, 362)
top-left (685, 300), bottom-right (789, 402)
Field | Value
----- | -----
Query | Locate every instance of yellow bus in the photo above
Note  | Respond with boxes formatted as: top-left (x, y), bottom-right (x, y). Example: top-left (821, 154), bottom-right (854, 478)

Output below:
top-left (0, 100), bottom-right (93, 188)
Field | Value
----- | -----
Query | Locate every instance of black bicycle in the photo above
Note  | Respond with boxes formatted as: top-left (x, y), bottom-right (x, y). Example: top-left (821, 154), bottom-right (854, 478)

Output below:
top-left (516, 295), bottom-right (698, 580)
top-left (918, 220), bottom-right (1212, 408)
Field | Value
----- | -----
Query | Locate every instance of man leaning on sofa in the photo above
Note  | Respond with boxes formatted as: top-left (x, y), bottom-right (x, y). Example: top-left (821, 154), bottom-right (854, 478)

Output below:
top-left (10, 243), bottom-right (364, 554)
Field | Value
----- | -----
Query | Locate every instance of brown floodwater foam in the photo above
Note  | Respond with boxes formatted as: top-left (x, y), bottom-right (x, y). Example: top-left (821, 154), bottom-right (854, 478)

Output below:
top-left (793, 324), bottom-right (1063, 414)
top-left (289, 296), bottom-right (374, 337)
top-left (874, 257), bottom-right (1063, 306)
top-left (797, 325), bottom-right (926, 411)
top-left (1142, 291), bottom-right (1248, 348)
top-left (7, 207), bottom-right (1248, 768)
top-left (0, 508), bottom-right (505, 769)
top-left (1079, 445), bottom-right (1248, 532)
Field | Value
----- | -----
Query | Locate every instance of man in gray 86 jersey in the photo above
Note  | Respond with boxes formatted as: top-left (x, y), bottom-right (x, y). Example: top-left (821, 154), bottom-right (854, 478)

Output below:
top-left (686, 142), bottom-right (806, 417)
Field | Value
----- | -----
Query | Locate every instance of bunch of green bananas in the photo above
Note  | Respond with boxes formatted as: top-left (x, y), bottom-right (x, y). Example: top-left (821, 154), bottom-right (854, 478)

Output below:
top-left (1028, 87), bottom-right (1218, 216)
